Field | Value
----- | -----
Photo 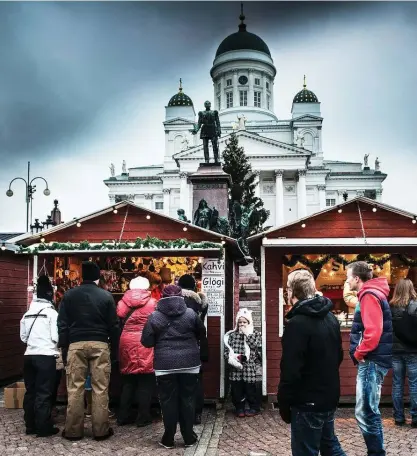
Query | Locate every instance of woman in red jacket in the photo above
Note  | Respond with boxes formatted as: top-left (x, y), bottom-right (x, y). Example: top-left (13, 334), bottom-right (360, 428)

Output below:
top-left (117, 276), bottom-right (157, 426)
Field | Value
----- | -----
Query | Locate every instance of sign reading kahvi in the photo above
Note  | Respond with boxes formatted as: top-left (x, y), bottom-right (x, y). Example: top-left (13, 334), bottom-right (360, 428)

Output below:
top-left (202, 258), bottom-right (225, 316)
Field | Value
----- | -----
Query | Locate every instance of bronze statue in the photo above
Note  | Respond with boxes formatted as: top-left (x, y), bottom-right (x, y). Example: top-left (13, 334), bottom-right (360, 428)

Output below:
top-left (177, 209), bottom-right (190, 223)
top-left (193, 199), bottom-right (230, 235)
top-left (192, 101), bottom-right (221, 164)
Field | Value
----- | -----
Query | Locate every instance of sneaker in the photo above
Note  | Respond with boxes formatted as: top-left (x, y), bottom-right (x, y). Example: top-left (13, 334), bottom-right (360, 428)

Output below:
top-left (184, 431), bottom-right (198, 447)
top-left (412, 421), bottom-right (417, 428)
top-left (194, 413), bottom-right (202, 425)
top-left (62, 430), bottom-right (83, 441)
top-left (395, 420), bottom-right (405, 426)
top-left (26, 428), bottom-right (36, 435)
top-left (136, 419), bottom-right (152, 428)
top-left (236, 409), bottom-right (245, 418)
top-left (93, 427), bottom-right (114, 441)
top-left (159, 440), bottom-right (174, 449)
top-left (36, 427), bottom-right (60, 438)
top-left (245, 409), bottom-right (259, 417)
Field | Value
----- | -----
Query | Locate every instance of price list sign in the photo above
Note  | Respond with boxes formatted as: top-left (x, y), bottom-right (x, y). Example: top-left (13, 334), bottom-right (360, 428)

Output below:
top-left (202, 259), bottom-right (225, 316)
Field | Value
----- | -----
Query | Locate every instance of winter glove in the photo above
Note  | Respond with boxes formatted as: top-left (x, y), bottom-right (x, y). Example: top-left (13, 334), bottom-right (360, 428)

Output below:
top-left (279, 407), bottom-right (291, 424)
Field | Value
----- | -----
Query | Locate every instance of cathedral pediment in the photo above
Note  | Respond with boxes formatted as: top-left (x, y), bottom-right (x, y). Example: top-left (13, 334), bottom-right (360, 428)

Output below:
top-left (291, 114), bottom-right (323, 122)
top-left (163, 117), bottom-right (194, 125)
top-left (173, 130), bottom-right (311, 161)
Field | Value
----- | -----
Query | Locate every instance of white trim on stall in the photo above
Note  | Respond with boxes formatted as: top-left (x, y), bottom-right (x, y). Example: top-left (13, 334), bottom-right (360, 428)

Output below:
top-left (219, 251), bottom-right (226, 399)
top-left (261, 245), bottom-right (267, 396)
top-left (279, 287), bottom-right (284, 337)
top-left (262, 237), bottom-right (417, 247)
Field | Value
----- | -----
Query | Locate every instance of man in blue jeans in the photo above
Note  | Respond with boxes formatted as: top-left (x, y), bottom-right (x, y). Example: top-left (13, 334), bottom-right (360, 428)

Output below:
top-left (278, 269), bottom-right (346, 456)
top-left (346, 261), bottom-right (392, 456)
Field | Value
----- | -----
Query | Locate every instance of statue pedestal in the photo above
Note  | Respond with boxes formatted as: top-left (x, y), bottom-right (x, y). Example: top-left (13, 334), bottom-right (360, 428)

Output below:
top-left (189, 163), bottom-right (232, 219)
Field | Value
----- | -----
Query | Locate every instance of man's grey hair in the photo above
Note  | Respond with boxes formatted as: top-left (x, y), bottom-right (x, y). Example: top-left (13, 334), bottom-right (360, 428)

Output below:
top-left (288, 270), bottom-right (316, 301)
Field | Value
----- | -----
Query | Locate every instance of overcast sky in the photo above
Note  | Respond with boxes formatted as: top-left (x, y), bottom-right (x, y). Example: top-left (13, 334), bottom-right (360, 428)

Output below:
top-left (1, 1), bottom-right (417, 232)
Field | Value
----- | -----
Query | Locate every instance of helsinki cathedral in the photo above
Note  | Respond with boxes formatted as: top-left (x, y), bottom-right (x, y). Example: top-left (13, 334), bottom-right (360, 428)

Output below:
top-left (104, 8), bottom-right (386, 226)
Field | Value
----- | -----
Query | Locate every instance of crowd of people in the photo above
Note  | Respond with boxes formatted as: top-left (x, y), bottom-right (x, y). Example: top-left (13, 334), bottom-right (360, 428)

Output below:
top-left (277, 261), bottom-right (417, 456)
top-left (19, 259), bottom-right (417, 455)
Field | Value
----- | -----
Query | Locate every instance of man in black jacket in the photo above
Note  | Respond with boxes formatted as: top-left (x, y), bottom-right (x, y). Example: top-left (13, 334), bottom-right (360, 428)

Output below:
top-left (278, 269), bottom-right (346, 456)
top-left (58, 261), bottom-right (119, 441)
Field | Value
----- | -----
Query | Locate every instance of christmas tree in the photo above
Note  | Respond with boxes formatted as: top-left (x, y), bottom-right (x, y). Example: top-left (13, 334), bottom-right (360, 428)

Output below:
top-left (222, 133), bottom-right (269, 253)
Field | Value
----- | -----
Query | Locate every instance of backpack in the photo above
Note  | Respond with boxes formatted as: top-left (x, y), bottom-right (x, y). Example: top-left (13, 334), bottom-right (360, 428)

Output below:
top-left (395, 303), bottom-right (417, 346)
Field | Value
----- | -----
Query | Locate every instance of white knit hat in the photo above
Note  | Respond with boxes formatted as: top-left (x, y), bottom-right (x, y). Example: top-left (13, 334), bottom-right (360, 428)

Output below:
top-left (129, 276), bottom-right (150, 290)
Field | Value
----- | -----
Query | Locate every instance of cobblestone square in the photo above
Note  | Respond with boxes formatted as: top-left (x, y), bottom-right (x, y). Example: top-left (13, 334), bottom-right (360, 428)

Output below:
top-left (1, 406), bottom-right (416, 455)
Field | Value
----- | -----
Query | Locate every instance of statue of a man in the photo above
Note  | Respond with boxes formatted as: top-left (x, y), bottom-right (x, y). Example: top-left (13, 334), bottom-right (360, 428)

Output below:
top-left (237, 114), bottom-right (246, 130)
top-left (192, 101), bottom-right (221, 164)
top-left (177, 209), bottom-right (190, 223)
top-left (109, 163), bottom-right (115, 177)
top-left (294, 130), bottom-right (305, 148)
top-left (122, 160), bottom-right (127, 174)
top-left (181, 137), bottom-right (189, 151)
top-left (193, 199), bottom-right (213, 229)
top-left (375, 157), bottom-right (380, 171)
top-left (364, 153), bottom-right (369, 167)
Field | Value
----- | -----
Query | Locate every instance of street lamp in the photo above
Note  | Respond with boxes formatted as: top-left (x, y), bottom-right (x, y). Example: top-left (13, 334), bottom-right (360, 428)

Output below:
top-left (5, 161), bottom-right (51, 232)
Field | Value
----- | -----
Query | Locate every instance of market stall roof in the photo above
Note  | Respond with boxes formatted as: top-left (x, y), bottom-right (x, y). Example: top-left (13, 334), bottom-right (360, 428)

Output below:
top-left (8, 201), bottom-right (248, 264)
top-left (248, 197), bottom-right (417, 256)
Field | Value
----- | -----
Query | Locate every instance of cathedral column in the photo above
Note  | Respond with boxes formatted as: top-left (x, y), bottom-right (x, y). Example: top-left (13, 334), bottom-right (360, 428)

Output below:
top-left (297, 170), bottom-right (307, 218)
top-left (233, 70), bottom-right (239, 108)
top-left (254, 170), bottom-right (261, 199)
top-left (144, 194), bottom-right (153, 210)
top-left (318, 185), bottom-right (326, 210)
top-left (162, 188), bottom-right (171, 216)
top-left (220, 73), bottom-right (226, 110)
top-left (179, 172), bottom-right (190, 217)
top-left (261, 72), bottom-right (267, 108)
top-left (275, 170), bottom-right (284, 226)
top-left (248, 69), bottom-right (254, 108)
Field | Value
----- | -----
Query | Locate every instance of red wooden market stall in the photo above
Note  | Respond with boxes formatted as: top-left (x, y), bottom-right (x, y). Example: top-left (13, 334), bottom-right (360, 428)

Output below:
top-left (248, 197), bottom-right (417, 402)
top-left (6, 201), bottom-right (246, 400)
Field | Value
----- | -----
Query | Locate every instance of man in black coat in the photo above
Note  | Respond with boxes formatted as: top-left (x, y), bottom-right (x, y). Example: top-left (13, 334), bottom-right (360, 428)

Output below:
top-left (58, 261), bottom-right (119, 441)
top-left (278, 269), bottom-right (346, 456)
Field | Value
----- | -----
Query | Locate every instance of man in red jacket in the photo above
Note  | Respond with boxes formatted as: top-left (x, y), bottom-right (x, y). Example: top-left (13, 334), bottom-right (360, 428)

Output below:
top-left (346, 261), bottom-right (393, 456)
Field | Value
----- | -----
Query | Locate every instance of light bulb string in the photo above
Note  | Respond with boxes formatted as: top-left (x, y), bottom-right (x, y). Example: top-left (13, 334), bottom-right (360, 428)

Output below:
top-left (356, 202), bottom-right (367, 244)
top-left (118, 205), bottom-right (129, 243)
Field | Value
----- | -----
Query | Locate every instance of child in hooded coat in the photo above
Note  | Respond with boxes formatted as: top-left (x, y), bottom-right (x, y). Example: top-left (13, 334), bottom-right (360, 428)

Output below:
top-left (224, 308), bottom-right (262, 417)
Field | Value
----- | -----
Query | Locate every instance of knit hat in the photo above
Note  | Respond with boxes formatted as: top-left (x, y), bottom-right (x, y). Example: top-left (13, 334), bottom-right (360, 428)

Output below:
top-left (235, 308), bottom-right (254, 334)
top-left (37, 275), bottom-right (53, 301)
top-left (82, 261), bottom-right (101, 281)
top-left (178, 274), bottom-right (196, 291)
top-left (129, 276), bottom-right (150, 290)
top-left (162, 284), bottom-right (182, 297)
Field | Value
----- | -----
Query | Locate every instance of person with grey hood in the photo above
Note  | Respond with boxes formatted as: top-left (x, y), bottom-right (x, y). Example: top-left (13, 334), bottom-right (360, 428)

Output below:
top-left (178, 274), bottom-right (208, 424)
top-left (141, 284), bottom-right (208, 449)
top-left (20, 275), bottom-right (60, 437)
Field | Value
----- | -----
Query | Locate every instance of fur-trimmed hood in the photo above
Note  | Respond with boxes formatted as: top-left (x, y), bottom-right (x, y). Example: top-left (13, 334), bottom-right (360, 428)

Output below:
top-left (181, 289), bottom-right (208, 321)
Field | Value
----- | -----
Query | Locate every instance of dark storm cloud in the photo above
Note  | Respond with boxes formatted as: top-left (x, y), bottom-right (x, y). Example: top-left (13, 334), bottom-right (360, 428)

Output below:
top-left (0, 1), bottom-right (393, 164)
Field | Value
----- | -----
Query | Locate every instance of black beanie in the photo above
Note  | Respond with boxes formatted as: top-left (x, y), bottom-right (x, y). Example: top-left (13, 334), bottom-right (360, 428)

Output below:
top-left (82, 261), bottom-right (101, 281)
top-left (178, 274), bottom-right (196, 291)
top-left (37, 275), bottom-right (53, 301)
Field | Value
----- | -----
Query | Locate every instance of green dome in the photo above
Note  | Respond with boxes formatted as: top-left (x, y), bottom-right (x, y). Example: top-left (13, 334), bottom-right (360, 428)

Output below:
top-left (168, 80), bottom-right (193, 107)
top-left (168, 90), bottom-right (193, 107)
top-left (215, 11), bottom-right (271, 58)
top-left (293, 76), bottom-right (319, 103)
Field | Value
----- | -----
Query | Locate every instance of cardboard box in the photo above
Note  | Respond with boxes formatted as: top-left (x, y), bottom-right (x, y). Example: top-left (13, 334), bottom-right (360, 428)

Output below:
top-left (4, 382), bottom-right (26, 409)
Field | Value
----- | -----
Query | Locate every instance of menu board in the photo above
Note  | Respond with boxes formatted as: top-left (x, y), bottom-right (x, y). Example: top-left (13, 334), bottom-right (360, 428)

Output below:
top-left (202, 258), bottom-right (225, 316)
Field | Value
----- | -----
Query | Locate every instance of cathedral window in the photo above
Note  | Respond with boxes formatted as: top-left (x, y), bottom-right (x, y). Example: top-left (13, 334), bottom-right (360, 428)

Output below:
top-left (326, 199), bottom-right (336, 207)
top-left (226, 78), bottom-right (232, 87)
top-left (267, 95), bottom-right (270, 110)
top-left (266, 81), bottom-right (270, 90)
top-left (226, 92), bottom-right (233, 108)
top-left (254, 78), bottom-right (261, 86)
top-left (155, 202), bottom-right (164, 210)
top-left (239, 91), bottom-right (247, 106)
top-left (217, 82), bottom-right (221, 92)
top-left (254, 91), bottom-right (261, 108)
top-left (217, 95), bottom-right (221, 110)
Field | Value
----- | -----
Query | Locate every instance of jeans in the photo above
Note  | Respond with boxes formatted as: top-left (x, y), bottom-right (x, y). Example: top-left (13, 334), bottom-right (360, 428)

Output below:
top-left (195, 369), bottom-right (204, 416)
top-left (23, 355), bottom-right (56, 435)
top-left (156, 373), bottom-right (198, 446)
top-left (291, 407), bottom-right (346, 456)
top-left (118, 373), bottom-right (155, 424)
top-left (65, 341), bottom-right (111, 438)
top-left (355, 360), bottom-right (389, 456)
top-left (392, 354), bottom-right (417, 423)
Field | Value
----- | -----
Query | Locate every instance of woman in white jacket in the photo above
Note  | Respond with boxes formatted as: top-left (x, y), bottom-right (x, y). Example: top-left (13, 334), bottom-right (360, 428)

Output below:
top-left (20, 275), bottom-right (59, 437)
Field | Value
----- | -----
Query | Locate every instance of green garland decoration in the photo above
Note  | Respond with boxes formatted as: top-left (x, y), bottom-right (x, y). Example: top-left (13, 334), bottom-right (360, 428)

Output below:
top-left (283, 253), bottom-right (416, 270)
top-left (19, 235), bottom-right (224, 258)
